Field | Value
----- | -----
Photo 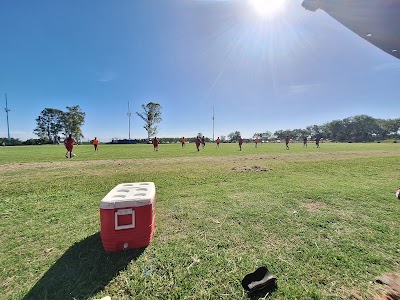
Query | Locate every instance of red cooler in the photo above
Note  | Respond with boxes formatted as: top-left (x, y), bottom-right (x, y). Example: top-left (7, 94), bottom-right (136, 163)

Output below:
top-left (100, 182), bottom-right (156, 252)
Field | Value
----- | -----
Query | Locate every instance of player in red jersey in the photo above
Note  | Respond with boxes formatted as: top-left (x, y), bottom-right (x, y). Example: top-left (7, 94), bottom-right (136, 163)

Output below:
top-left (152, 137), bottom-right (159, 152)
top-left (64, 134), bottom-right (76, 158)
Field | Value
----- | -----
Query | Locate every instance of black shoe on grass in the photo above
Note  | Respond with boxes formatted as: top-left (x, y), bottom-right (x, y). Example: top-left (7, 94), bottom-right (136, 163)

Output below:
top-left (241, 266), bottom-right (277, 294)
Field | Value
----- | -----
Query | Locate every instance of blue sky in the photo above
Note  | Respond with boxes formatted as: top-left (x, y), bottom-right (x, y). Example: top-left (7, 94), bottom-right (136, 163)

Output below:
top-left (0, 0), bottom-right (399, 142)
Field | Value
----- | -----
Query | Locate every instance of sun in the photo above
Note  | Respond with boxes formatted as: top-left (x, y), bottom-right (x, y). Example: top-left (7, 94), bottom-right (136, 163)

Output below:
top-left (249, 0), bottom-right (286, 17)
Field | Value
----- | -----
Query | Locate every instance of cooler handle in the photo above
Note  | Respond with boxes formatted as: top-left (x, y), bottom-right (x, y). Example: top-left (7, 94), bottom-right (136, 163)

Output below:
top-left (115, 208), bottom-right (135, 230)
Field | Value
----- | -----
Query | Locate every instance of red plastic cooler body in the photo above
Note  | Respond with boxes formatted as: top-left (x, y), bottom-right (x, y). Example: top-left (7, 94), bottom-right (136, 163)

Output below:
top-left (100, 182), bottom-right (156, 252)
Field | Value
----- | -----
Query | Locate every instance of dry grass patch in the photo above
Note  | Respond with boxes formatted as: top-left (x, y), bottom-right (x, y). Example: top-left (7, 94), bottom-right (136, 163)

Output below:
top-left (300, 202), bottom-right (323, 212)
top-left (2, 149), bottom-right (399, 173)
top-left (231, 165), bottom-right (272, 172)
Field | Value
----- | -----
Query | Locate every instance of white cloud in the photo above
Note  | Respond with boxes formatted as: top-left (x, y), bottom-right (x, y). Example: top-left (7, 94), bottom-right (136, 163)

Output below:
top-left (288, 83), bottom-right (320, 94)
top-left (96, 71), bottom-right (118, 82)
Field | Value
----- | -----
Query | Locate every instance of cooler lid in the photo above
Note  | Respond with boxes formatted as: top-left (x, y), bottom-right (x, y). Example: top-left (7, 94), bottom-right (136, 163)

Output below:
top-left (100, 182), bottom-right (156, 209)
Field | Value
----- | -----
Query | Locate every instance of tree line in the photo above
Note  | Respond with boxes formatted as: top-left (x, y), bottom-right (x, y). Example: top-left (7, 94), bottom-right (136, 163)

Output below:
top-left (252, 115), bottom-right (400, 143)
top-left (1, 111), bottom-right (399, 145)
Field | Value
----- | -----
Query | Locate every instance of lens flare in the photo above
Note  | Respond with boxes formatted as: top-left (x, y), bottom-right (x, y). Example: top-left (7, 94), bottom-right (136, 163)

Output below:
top-left (249, 0), bottom-right (286, 17)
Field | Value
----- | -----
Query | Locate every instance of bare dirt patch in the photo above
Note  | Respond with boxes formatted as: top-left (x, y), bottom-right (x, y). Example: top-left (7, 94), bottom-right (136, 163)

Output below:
top-left (373, 273), bottom-right (400, 300)
top-left (301, 202), bottom-right (322, 212)
top-left (231, 166), bottom-right (271, 172)
top-left (1, 149), bottom-right (399, 174)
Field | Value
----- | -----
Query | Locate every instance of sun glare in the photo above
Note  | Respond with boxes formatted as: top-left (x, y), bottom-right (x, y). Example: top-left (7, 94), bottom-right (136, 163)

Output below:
top-left (249, 0), bottom-right (286, 17)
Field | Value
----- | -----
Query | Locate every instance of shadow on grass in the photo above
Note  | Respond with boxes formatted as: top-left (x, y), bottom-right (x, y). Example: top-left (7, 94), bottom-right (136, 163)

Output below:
top-left (248, 285), bottom-right (278, 300)
top-left (23, 232), bottom-right (144, 300)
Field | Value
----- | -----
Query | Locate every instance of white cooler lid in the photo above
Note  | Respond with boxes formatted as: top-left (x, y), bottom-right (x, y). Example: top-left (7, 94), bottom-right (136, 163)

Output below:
top-left (100, 182), bottom-right (156, 209)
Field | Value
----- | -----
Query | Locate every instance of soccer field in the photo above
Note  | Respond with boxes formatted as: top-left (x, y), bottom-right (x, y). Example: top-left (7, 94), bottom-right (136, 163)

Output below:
top-left (1, 143), bottom-right (399, 299)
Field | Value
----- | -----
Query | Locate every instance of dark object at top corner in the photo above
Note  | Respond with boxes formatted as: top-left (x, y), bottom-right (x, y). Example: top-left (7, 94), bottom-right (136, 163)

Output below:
top-left (302, 0), bottom-right (400, 59)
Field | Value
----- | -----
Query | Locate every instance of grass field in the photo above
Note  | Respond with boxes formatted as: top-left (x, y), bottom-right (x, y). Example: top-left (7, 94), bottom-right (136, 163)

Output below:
top-left (1, 142), bottom-right (399, 299)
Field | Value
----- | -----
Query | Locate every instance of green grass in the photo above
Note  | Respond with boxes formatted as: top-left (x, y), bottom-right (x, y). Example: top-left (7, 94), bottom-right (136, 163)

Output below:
top-left (1, 143), bottom-right (399, 299)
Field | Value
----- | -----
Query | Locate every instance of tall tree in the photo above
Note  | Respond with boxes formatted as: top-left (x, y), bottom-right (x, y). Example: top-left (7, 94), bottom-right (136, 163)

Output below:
top-left (262, 131), bottom-right (273, 141)
top-left (274, 130), bottom-right (293, 140)
top-left (34, 108), bottom-right (64, 143)
top-left (62, 105), bottom-right (86, 141)
top-left (136, 102), bottom-right (162, 139)
top-left (379, 118), bottom-right (400, 139)
top-left (322, 120), bottom-right (346, 141)
top-left (228, 131), bottom-right (241, 141)
top-left (306, 125), bottom-right (323, 139)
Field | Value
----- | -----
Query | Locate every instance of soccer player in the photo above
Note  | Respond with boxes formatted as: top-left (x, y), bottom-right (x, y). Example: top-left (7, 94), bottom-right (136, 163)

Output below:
top-left (195, 136), bottom-right (201, 151)
top-left (303, 137), bottom-right (307, 147)
top-left (201, 136), bottom-right (206, 149)
top-left (181, 137), bottom-right (186, 149)
top-left (254, 137), bottom-right (259, 148)
top-left (64, 134), bottom-right (76, 158)
top-left (216, 136), bottom-right (221, 148)
top-left (239, 136), bottom-right (243, 151)
top-left (315, 137), bottom-right (321, 148)
top-left (93, 137), bottom-right (99, 151)
top-left (285, 136), bottom-right (290, 150)
top-left (152, 137), bottom-right (159, 152)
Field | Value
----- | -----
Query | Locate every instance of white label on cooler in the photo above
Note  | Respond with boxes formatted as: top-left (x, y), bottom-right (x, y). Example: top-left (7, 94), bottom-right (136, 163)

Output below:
top-left (115, 209), bottom-right (135, 230)
top-left (117, 208), bottom-right (133, 215)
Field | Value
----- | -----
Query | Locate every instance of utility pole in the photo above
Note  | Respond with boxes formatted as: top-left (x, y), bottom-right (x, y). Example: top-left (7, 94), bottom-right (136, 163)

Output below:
top-left (212, 107), bottom-right (215, 142)
top-left (127, 101), bottom-right (132, 142)
top-left (5, 93), bottom-right (11, 145)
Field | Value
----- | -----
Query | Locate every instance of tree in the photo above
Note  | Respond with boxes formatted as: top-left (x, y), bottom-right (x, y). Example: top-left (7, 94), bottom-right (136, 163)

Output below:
top-left (377, 118), bottom-right (400, 139)
top-left (61, 105), bottom-right (86, 142)
top-left (0, 137), bottom-right (22, 146)
top-left (254, 131), bottom-right (273, 141)
top-left (273, 130), bottom-right (293, 140)
top-left (291, 129), bottom-right (308, 141)
top-left (351, 115), bottom-right (379, 142)
top-left (306, 125), bottom-right (323, 139)
top-left (337, 115), bottom-right (379, 142)
top-left (136, 102), bottom-right (162, 139)
top-left (228, 131), bottom-right (241, 142)
top-left (34, 108), bottom-right (64, 143)
top-left (322, 120), bottom-right (346, 141)
top-left (262, 131), bottom-right (273, 141)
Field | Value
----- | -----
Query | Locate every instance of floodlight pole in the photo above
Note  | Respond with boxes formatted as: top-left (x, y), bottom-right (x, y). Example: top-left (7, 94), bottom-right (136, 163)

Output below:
top-left (212, 107), bottom-right (215, 142)
top-left (127, 101), bottom-right (132, 141)
top-left (5, 93), bottom-right (11, 145)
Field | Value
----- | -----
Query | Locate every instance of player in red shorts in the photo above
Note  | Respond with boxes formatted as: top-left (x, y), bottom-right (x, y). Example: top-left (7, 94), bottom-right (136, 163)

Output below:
top-left (181, 137), bottom-right (186, 149)
top-left (64, 134), bottom-right (76, 158)
top-left (152, 137), bottom-right (159, 152)
top-left (93, 137), bottom-right (99, 151)
top-left (195, 136), bottom-right (201, 152)
top-left (285, 135), bottom-right (290, 150)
